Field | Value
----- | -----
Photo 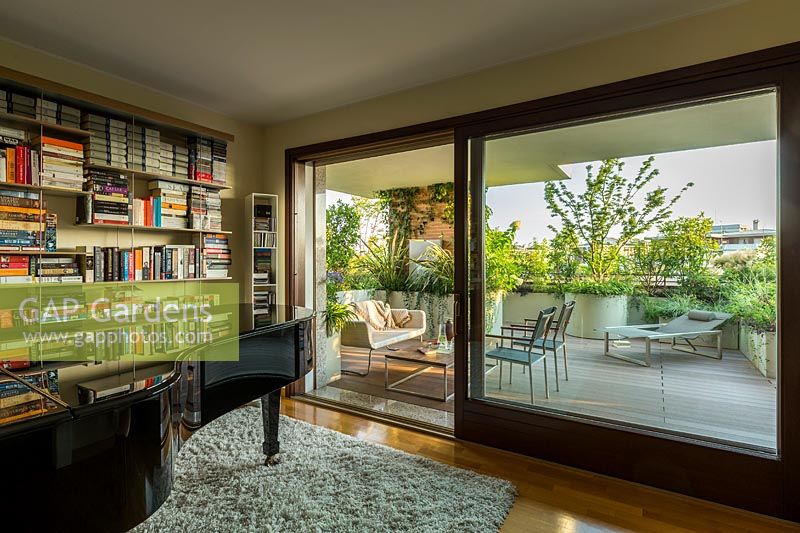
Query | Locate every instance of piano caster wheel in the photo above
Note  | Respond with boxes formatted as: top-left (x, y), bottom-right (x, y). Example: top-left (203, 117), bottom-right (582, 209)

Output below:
top-left (265, 453), bottom-right (280, 466)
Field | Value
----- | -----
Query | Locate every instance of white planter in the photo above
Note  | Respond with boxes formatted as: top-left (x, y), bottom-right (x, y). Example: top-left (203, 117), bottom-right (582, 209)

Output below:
top-left (565, 293), bottom-right (628, 340)
top-left (335, 289), bottom-right (380, 304)
top-left (317, 332), bottom-right (342, 387)
top-left (485, 292), bottom-right (504, 335)
top-left (739, 326), bottom-right (777, 379)
top-left (387, 291), bottom-right (455, 338)
top-left (502, 292), bottom-right (564, 324)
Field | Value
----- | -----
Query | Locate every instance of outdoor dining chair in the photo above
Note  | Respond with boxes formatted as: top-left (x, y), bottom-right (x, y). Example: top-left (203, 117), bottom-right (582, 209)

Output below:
top-left (486, 306), bottom-right (556, 403)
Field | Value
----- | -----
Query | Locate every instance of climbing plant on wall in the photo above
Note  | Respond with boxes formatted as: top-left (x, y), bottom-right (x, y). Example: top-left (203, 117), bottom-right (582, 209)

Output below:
top-left (375, 182), bottom-right (454, 240)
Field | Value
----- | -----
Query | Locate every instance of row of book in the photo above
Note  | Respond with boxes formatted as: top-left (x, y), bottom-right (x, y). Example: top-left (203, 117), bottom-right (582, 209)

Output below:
top-left (80, 177), bottom-right (225, 232)
top-left (253, 290), bottom-right (277, 313)
top-left (254, 232), bottom-right (277, 247)
top-left (0, 252), bottom-right (74, 284)
top-left (160, 141), bottom-right (188, 177)
top-left (127, 124), bottom-right (160, 172)
top-left (0, 369), bottom-right (60, 425)
top-left (189, 186), bottom-right (222, 230)
top-left (0, 143), bottom-right (38, 185)
top-left (38, 136), bottom-right (84, 190)
top-left (202, 234), bottom-right (230, 279)
top-left (86, 240), bottom-right (229, 281)
top-left (1, 100), bottom-right (229, 185)
top-left (78, 169), bottom-right (131, 225)
top-left (188, 137), bottom-right (227, 185)
top-left (37, 98), bottom-right (81, 129)
top-left (2, 90), bottom-right (80, 129)
top-left (83, 114), bottom-right (126, 168)
top-left (254, 248), bottom-right (272, 283)
top-left (0, 189), bottom-right (57, 255)
top-left (254, 204), bottom-right (275, 231)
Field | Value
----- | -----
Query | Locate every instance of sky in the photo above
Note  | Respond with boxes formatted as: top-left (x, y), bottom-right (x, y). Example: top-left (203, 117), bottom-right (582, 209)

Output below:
top-left (487, 140), bottom-right (777, 245)
top-left (327, 140), bottom-right (777, 246)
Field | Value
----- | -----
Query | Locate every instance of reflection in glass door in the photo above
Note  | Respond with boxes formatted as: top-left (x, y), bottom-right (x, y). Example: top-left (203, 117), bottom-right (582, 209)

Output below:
top-left (467, 90), bottom-right (778, 452)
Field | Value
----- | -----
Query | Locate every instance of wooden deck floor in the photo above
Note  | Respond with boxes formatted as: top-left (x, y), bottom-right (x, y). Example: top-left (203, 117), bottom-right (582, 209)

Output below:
top-left (333, 335), bottom-right (777, 450)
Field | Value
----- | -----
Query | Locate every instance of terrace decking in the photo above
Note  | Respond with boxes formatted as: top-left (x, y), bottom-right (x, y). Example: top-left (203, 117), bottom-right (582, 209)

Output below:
top-left (330, 335), bottom-right (776, 450)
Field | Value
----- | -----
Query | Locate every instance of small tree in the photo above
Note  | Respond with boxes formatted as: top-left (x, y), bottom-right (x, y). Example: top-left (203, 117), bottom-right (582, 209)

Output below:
top-left (514, 239), bottom-right (551, 287)
top-left (631, 215), bottom-right (719, 295)
top-left (485, 222), bottom-right (522, 295)
top-left (544, 157), bottom-right (693, 282)
top-left (326, 200), bottom-right (361, 274)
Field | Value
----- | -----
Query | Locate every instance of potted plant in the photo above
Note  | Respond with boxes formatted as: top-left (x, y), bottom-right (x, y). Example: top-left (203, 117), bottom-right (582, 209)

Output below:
top-left (725, 276), bottom-right (777, 378)
top-left (319, 298), bottom-right (357, 385)
top-left (719, 237), bottom-right (777, 378)
top-left (564, 279), bottom-right (634, 339)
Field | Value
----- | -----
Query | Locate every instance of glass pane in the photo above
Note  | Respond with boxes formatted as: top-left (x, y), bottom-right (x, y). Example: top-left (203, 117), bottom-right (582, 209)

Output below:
top-left (468, 91), bottom-right (778, 453)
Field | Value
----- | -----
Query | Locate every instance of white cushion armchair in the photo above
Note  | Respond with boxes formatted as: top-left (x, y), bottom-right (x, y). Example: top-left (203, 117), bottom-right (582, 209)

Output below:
top-left (340, 303), bottom-right (427, 377)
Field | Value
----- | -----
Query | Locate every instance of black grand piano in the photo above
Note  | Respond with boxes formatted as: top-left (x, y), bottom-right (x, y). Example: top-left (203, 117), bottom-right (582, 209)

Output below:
top-left (0, 304), bottom-right (313, 532)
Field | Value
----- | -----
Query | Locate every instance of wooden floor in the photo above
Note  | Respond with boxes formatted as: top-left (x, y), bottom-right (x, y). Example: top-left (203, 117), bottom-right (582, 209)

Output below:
top-left (335, 336), bottom-right (776, 449)
top-left (282, 398), bottom-right (798, 532)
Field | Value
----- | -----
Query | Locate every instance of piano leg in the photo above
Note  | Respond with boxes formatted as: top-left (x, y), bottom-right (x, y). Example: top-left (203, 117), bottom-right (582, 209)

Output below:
top-left (261, 391), bottom-right (281, 466)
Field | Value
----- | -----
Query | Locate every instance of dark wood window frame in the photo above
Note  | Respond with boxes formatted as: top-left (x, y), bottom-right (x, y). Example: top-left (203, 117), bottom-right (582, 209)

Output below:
top-left (286, 42), bottom-right (800, 520)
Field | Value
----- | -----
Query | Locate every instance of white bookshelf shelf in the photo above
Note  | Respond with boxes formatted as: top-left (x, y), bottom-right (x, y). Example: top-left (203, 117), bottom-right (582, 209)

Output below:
top-left (247, 193), bottom-right (278, 319)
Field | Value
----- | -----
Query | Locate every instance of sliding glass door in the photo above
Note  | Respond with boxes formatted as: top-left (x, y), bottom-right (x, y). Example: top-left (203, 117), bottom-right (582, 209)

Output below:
top-left (465, 90), bottom-right (778, 452)
top-left (452, 66), bottom-right (797, 516)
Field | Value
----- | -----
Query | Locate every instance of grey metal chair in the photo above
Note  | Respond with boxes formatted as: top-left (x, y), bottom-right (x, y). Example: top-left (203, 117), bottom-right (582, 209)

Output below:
top-left (486, 307), bottom-right (556, 403)
top-left (502, 301), bottom-right (575, 391)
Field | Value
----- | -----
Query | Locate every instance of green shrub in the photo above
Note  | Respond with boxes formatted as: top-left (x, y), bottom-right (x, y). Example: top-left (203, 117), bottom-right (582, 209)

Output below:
top-left (723, 276), bottom-right (776, 332)
top-left (643, 293), bottom-right (705, 322)
top-left (564, 278), bottom-right (634, 296)
top-left (410, 245), bottom-right (454, 296)
top-left (355, 231), bottom-right (409, 292)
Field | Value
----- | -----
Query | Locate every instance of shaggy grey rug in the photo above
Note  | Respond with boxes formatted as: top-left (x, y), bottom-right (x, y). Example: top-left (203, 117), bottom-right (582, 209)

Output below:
top-left (133, 405), bottom-right (516, 532)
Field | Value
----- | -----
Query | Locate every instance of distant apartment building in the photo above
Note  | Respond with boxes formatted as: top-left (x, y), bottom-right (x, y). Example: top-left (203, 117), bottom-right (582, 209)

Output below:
top-left (708, 219), bottom-right (775, 252)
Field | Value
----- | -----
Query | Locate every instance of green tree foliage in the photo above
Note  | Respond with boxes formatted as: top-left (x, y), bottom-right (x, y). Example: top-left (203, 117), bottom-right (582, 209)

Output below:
top-left (544, 157), bottom-right (693, 282)
top-left (631, 215), bottom-right (719, 295)
top-left (326, 200), bottom-right (361, 273)
top-left (513, 239), bottom-right (551, 289)
top-left (485, 222), bottom-right (522, 295)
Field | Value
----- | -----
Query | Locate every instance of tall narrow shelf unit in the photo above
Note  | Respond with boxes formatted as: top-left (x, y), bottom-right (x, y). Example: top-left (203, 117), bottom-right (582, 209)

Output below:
top-left (247, 193), bottom-right (278, 317)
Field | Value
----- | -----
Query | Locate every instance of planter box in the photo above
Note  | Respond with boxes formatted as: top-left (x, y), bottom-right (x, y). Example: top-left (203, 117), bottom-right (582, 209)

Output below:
top-left (315, 332), bottom-right (341, 387)
top-left (387, 291), bottom-right (455, 339)
top-left (739, 326), bottom-right (777, 379)
top-left (503, 292), bottom-right (564, 325)
top-left (565, 293), bottom-right (628, 340)
top-left (386, 291), bottom-right (504, 337)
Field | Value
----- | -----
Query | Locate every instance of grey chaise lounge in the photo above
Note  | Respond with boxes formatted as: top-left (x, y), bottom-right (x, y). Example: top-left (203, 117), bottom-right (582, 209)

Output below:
top-left (602, 309), bottom-right (733, 367)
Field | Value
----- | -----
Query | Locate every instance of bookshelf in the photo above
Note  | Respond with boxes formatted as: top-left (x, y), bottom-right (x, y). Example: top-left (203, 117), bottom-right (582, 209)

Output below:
top-left (246, 193), bottom-right (278, 317)
top-left (0, 80), bottom-right (233, 285)
top-left (0, 74), bottom-right (240, 428)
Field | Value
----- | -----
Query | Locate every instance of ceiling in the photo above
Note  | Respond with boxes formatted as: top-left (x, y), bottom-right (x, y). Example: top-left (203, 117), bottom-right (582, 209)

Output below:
top-left (325, 92), bottom-right (776, 197)
top-left (0, 0), bottom-right (740, 123)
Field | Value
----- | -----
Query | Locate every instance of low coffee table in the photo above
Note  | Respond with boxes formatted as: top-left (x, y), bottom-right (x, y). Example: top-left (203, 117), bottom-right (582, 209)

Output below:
top-left (384, 346), bottom-right (454, 402)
